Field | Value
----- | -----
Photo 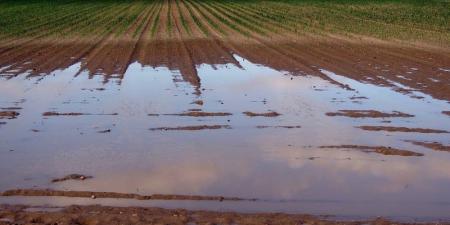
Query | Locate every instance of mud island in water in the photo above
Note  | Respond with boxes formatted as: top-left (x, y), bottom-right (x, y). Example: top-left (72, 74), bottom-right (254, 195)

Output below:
top-left (0, 0), bottom-right (450, 224)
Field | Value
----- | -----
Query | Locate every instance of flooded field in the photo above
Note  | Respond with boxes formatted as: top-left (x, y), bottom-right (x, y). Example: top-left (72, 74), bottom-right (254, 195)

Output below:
top-left (1, 0), bottom-right (450, 224)
top-left (1, 38), bottom-right (450, 222)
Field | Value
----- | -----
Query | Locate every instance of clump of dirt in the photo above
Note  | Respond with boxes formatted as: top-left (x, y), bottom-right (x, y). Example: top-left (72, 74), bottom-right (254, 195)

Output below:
top-left (0, 111), bottom-right (19, 119)
top-left (320, 145), bottom-right (423, 156)
top-left (443, 111), bottom-right (450, 116)
top-left (0, 189), bottom-right (246, 201)
top-left (256, 125), bottom-right (301, 129)
top-left (51, 174), bottom-right (93, 183)
top-left (42, 112), bottom-right (118, 116)
top-left (406, 141), bottom-right (450, 152)
top-left (191, 100), bottom-right (204, 105)
top-left (164, 112), bottom-right (232, 117)
top-left (0, 204), bottom-right (401, 225)
top-left (150, 125), bottom-right (231, 131)
top-left (357, 126), bottom-right (448, 133)
top-left (0, 107), bottom-right (22, 110)
top-left (243, 111), bottom-right (281, 117)
top-left (147, 113), bottom-right (160, 116)
top-left (325, 110), bottom-right (414, 118)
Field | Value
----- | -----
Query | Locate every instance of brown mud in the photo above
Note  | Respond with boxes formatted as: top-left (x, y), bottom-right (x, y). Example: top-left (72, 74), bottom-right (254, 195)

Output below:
top-left (51, 174), bottom-right (93, 183)
top-left (149, 125), bottom-right (231, 131)
top-left (357, 126), bottom-right (449, 133)
top-left (319, 145), bottom-right (424, 157)
top-left (163, 111), bottom-right (232, 117)
top-left (0, 204), bottom-right (420, 225)
top-left (0, 189), bottom-right (246, 201)
top-left (243, 111), bottom-right (281, 117)
top-left (256, 125), bottom-right (302, 129)
top-left (42, 112), bottom-right (118, 116)
top-left (1, 39), bottom-right (448, 101)
top-left (325, 110), bottom-right (414, 118)
top-left (0, 111), bottom-right (19, 119)
top-left (406, 141), bottom-right (450, 152)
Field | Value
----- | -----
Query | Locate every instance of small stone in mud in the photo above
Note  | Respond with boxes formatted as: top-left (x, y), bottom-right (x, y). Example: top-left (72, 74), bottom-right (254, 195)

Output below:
top-left (51, 174), bottom-right (93, 183)
top-left (91, 195), bottom-right (96, 199)
top-left (243, 111), bottom-right (281, 117)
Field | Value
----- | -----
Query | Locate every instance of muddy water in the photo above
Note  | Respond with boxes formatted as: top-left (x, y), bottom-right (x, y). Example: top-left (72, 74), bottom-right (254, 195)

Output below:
top-left (0, 52), bottom-right (450, 221)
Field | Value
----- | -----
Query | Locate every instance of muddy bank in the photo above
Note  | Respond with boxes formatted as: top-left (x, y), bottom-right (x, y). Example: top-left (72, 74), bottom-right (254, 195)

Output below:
top-left (357, 126), bottom-right (448, 133)
top-left (406, 141), bottom-right (450, 152)
top-left (320, 145), bottom-right (423, 157)
top-left (149, 125), bottom-right (231, 131)
top-left (443, 111), bottom-right (450, 116)
top-left (243, 111), bottom-right (281, 117)
top-left (0, 204), bottom-right (420, 225)
top-left (51, 174), bottom-right (93, 183)
top-left (325, 110), bottom-right (414, 118)
top-left (0, 189), bottom-right (247, 201)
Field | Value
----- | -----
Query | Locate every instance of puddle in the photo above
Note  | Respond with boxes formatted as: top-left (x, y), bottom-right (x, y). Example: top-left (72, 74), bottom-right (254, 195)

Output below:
top-left (0, 47), bottom-right (449, 221)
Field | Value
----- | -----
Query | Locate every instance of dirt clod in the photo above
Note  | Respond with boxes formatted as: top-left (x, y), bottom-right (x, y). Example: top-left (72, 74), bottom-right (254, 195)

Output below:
top-left (243, 111), bottom-right (281, 117)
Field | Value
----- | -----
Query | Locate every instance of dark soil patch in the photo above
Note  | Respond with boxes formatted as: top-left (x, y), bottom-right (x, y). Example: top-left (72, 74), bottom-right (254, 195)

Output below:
top-left (357, 126), bottom-right (448, 133)
top-left (51, 174), bottom-right (93, 183)
top-left (150, 125), bottom-right (231, 131)
top-left (406, 141), bottom-right (450, 152)
top-left (325, 110), bottom-right (414, 118)
top-left (243, 111), bottom-right (281, 117)
top-left (320, 145), bottom-right (423, 156)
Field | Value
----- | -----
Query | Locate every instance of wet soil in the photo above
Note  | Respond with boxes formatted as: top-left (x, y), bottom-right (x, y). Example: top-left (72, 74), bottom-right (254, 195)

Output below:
top-left (443, 111), bottom-right (450, 116)
top-left (325, 110), bottom-right (414, 118)
top-left (0, 111), bottom-right (19, 119)
top-left (0, 204), bottom-right (418, 225)
top-left (357, 126), bottom-right (448, 133)
top-left (256, 125), bottom-right (301, 129)
top-left (163, 111), bottom-right (232, 117)
top-left (406, 141), bottom-right (450, 152)
top-left (319, 145), bottom-right (424, 157)
top-left (149, 125), bottom-right (231, 131)
top-left (51, 174), bottom-right (93, 183)
top-left (243, 111), bottom-right (281, 117)
top-left (0, 189), bottom-right (245, 201)
top-left (42, 112), bottom-right (118, 116)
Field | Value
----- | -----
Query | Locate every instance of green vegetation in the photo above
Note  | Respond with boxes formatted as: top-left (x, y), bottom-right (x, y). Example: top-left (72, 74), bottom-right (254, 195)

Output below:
top-left (0, 0), bottom-right (448, 45)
